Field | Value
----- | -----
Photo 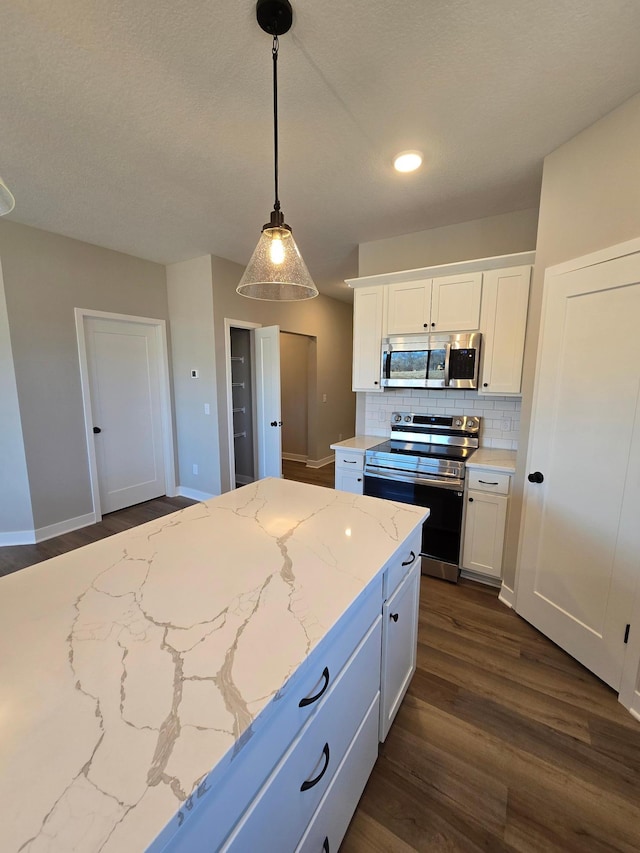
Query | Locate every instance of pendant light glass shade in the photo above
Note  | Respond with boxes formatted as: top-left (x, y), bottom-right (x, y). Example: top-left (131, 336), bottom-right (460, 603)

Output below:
top-left (0, 175), bottom-right (15, 216)
top-left (237, 225), bottom-right (318, 300)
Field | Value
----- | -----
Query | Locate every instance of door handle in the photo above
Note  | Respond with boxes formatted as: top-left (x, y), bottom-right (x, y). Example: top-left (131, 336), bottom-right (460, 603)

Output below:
top-left (270, 421), bottom-right (282, 427)
top-left (390, 612), bottom-right (399, 622)
top-left (528, 471), bottom-right (544, 483)
top-left (93, 427), bottom-right (102, 434)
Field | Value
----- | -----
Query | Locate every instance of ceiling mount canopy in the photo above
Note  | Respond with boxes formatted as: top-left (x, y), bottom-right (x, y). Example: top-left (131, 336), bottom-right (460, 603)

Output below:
top-left (237, 0), bottom-right (318, 301)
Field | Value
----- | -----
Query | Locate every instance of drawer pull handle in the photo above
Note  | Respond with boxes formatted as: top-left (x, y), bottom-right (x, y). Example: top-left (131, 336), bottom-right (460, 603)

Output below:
top-left (301, 743), bottom-right (330, 791)
top-left (478, 479), bottom-right (499, 486)
top-left (390, 612), bottom-right (399, 622)
top-left (401, 550), bottom-right (416, 567)
top-left (343, 459), bottom-right (357, 464)
top-left (299, 667), bottom-right (330, 708)
top-left (323, 839), bottom-right (330, 853)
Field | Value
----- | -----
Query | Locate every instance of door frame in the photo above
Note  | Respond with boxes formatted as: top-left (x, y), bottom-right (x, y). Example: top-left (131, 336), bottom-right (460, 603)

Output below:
top-left (224, 318), bottom-right (261, 490)
top-left (75, 308), bottom-right (176, 521)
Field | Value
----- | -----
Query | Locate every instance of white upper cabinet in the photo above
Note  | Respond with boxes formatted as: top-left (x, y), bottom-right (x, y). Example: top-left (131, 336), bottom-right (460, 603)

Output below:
top-left (352, 285), bottom-right (384, 392)
top-left (431, 272), bottom-right (483, 332)
top-left (385, 279), bottom-right (432, 334)
top-left (479, 266), bottom-right (531, 395)
top-left (386, 272), bottom-right (482, 335)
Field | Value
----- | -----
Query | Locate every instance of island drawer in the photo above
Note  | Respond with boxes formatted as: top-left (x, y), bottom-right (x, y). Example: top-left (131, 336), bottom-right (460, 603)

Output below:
top-left (221, 615), bottom-right (382, 851)
top-left (383, 527), bottom-right (422, 600)
top-left (295, 692), bottom-right (380, 853)
top-left (467, 469), bottom-right (510, 494)
top-left (156, 577), bottom-right (382, 853)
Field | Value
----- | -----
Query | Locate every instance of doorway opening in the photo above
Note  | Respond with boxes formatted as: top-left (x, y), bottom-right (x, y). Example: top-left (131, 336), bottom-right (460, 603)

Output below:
top-left (230, 327), bottom-right (256, 487)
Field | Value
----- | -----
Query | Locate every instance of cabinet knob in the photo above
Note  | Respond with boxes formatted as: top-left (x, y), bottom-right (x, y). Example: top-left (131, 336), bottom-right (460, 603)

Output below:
top-left (468, 497), bottom-right (474, 502)
top-left (431, 322), bottom-right (436, 327)
top-left (528, 471), bottom-right (544, 484)
top-left (423, 323), bottom-right (428, 328)
top-left (483, 382), bottom-right (488, 387)
top-left (390, 612), bottom-right (399, 622)
top-left (357, 477), bottom-right (362, 482)
top-left (374, 380), bottom-right (378, 385)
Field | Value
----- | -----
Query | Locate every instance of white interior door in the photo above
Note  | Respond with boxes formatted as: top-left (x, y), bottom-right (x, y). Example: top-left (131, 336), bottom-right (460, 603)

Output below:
top-left (85, 317), bottom-right (166, 513)
top-left (254, 325), bottom-right (282, 479)
top-left (516, 250), bottom-right (640, 690)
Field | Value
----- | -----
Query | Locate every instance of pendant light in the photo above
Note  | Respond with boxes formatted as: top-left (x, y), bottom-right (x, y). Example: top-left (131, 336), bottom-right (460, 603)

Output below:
top-left (0, 174), bottom-right (15, 216)
top-left (237, 0), bottom-right (318, 301)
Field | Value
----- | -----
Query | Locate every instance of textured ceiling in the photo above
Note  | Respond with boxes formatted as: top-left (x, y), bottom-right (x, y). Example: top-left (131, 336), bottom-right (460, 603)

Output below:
top-left (2, 0), bottom-right (640, 301)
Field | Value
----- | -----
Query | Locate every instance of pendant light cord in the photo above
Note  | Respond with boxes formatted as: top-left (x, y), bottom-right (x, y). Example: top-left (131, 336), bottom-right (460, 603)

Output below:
top-left (272, 33), bottom-right (280, 214)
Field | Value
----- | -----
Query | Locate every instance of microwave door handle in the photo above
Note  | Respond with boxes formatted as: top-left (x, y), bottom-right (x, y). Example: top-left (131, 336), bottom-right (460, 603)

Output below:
top-left (443, 342), bottom-right (452, 387)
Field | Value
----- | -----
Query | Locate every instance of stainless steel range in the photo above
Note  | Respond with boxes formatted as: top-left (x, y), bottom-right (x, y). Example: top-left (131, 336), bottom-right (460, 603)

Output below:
top-left (364, 412), bottom-right (481, 582)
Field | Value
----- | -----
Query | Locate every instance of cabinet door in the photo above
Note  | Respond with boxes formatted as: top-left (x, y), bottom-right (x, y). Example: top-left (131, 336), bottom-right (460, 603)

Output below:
top-left (462, 489), bottom-right (507, 578)
top-left (335, 468), bottom-right (364, 494)
top-left (480, 266), bottom-right (531, 394)
top-left (352, 286), bottom-right (384, 392)
top-left (431, 272), bottom-right (482, 332)
top-left (380, 562), bottom-right (420, 741)
top-left (385, 279), bottom-right (432, 334)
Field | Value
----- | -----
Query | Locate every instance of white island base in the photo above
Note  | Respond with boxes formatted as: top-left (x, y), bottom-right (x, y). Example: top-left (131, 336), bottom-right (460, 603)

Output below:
top-left (1, 478), bottom-right (427, 853)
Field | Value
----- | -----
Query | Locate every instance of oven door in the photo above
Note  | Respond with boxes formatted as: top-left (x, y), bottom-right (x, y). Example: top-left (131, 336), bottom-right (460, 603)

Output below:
top-left (363, 475), bottom-right (464, 572)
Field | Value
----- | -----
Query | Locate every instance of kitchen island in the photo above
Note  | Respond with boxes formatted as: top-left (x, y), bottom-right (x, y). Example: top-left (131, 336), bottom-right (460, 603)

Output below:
top-left (1, 478), bottom-right (427, 852)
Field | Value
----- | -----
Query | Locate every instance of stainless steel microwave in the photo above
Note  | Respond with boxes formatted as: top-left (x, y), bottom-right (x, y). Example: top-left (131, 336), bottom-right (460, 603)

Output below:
top-left (381, 332), bottom-right (482, 389)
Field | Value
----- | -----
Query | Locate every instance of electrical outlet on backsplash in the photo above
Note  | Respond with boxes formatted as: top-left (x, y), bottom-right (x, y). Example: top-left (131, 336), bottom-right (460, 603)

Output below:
top-left (362, 389), bottom-right (521, 450)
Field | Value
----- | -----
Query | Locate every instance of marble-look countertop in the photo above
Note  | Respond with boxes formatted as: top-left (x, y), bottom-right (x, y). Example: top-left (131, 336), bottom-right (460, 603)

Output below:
top-left (330, 435), bottom-right (384, 452)
top-left (467, 448), bottom-right (517, 473)
top-left (0, 478), bottom-right (426, 853)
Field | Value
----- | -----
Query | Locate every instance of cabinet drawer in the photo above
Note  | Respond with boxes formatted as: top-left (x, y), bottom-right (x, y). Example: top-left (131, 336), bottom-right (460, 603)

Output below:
top-left (467, 470), bottom-right (510, 495)
top-left (383, 528), bottom-right (421, 599)
top-left (158, 578), bottom-right (382, 852)
top-left (295, 693), bottom-right (380, 853)
top-left (335, 450), bottom-right (364, 472)
top-left (222, 616), bottom-right (383, 852)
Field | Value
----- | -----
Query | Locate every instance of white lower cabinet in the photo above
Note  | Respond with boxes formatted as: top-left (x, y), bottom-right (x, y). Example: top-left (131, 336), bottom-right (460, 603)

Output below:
top-left (334, 448), bottom-right (365, 494)
top-left (462, 470), bottom-right (510, 580)
top-left (380, 560), bottom-right (421, 741)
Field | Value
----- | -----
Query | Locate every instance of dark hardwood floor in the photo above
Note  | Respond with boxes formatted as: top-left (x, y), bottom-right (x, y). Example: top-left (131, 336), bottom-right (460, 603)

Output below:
top-left (342, 576), bottom-right (640, 852)
top-left (282, 458), bottom-right (335, 488)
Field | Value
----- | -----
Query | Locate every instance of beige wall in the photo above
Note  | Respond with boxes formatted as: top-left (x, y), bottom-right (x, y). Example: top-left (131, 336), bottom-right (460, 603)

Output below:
top-left (166, 256), bottom-right (220, 498)
top-left (0, 257), bottom-right (33, 535)
top-left (505, 92), bottom-right (640, 591)
top-left (210, 256), bottom-right (356, 492)
top-left (358, 208), bottom-right (539, 277)
top-left (0, 220), bottom-right (169, 530)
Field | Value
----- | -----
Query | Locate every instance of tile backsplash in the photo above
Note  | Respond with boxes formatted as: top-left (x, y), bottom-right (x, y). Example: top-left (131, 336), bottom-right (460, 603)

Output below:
top-left (362, 389), bottom-right (521, 450)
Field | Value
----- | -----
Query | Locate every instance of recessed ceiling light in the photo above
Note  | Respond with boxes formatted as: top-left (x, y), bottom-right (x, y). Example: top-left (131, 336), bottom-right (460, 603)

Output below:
top-left (393, 150), bottom-right (423, 173)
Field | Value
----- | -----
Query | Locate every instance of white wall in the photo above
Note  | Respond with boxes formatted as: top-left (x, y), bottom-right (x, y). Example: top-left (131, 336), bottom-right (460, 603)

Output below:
top-left (166, 256), bottom-right (221, 499)
top-left (359, 209), bottom-right (538, 278)
top-left (0, 257), bottom-right (33, 538)
top-left (507, 92), bottom-right (640, 593)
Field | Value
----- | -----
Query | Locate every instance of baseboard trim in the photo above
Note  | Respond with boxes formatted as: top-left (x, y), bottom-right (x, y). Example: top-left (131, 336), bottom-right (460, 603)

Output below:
top-left (629, 701), bottom-right (640, 723)
top-left (498, 583), bottom-right (516, 609)
top-left (1, 516), bottom-right (102, 545)
top-left (282, 452), bottom-right (308, 463)
top-left (176, 486), bottom-right (216, 502)
top-left (305, 455), bottom-right (334, 469)
top-left (0, 529), bottom-right (37, 546)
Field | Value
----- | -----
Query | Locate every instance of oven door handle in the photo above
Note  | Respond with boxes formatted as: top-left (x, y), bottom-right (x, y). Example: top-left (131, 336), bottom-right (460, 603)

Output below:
top-left (364, 466), bottom-right (464, 491)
